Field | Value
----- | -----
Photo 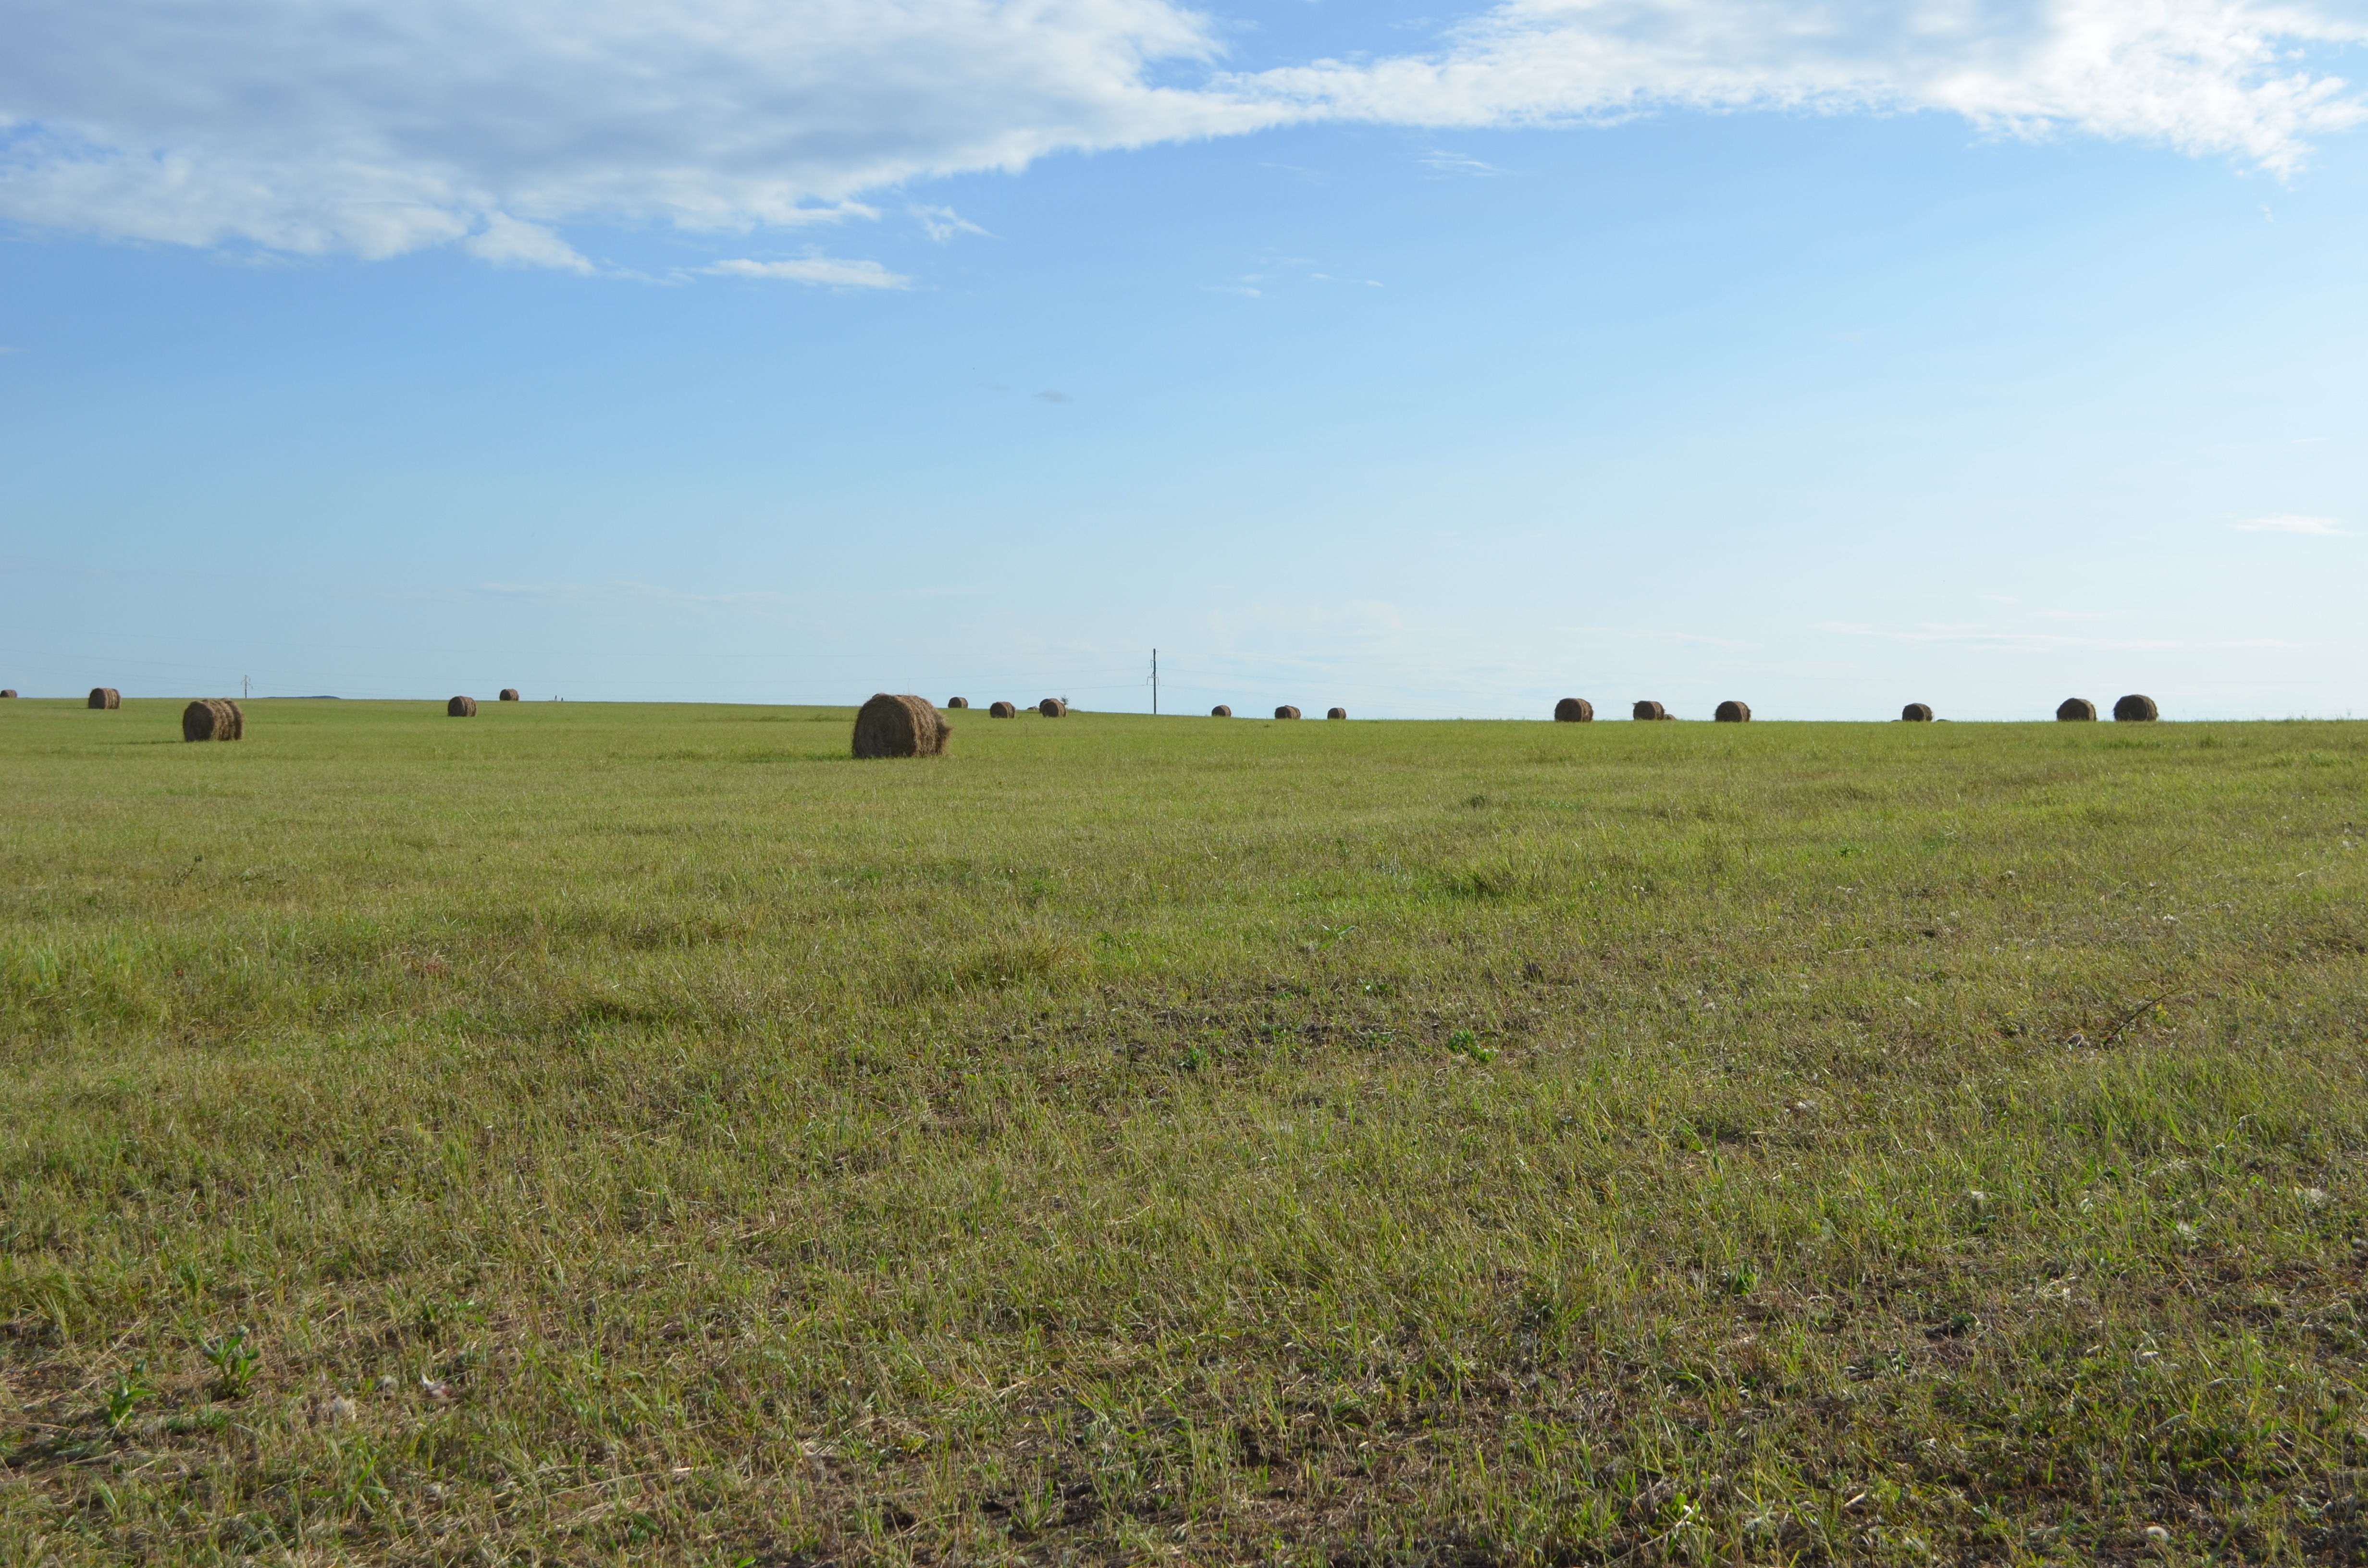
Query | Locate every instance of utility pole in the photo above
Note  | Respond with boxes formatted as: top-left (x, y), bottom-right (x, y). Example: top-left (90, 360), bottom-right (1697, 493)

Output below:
top-left (1151, 649), bottom-right (1158, 715)
top-left (243, 674), bottom-right (250, 701)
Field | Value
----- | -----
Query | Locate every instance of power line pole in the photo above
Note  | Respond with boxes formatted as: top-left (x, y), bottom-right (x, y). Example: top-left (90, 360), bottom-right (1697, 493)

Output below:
top-left (1151, 648), bottom-right (1158, 715)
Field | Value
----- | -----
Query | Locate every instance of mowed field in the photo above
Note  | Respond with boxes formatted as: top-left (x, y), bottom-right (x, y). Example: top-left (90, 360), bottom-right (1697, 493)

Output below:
top-left (3, 698), bottom-right (2367, 1565)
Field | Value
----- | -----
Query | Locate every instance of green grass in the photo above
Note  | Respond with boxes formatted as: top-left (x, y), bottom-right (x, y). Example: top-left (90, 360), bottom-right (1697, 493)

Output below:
top-left (3, 697), bottom-right (2366, 1564)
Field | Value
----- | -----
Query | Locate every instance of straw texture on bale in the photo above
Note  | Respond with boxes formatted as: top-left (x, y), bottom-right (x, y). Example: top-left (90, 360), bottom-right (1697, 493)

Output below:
top-left (1632, 700), bottom-right (1666, 722)
top-left (853, 693), bottom-right (949, 759)
top-left (87, 687), bottom-right (120, 710)
top-left (1715, 700), bottom-right (1752, 723)
top-left (989, 701), bottom-right (1017, 718)
top-left (1327, 707), bottom-right (1347, 720)
top-left (1274, 706), bottom-right (1301, 720)
top-left (2057, 698), bottom-right (2097, 722)
top-left (2113, 694), bottom-right (2159, 722)
top-left (498, 688), bottom-right (520, 702)
top-left (1038, 698), bottom-right (1067, 718)
top-left (182, 698), bottom-right (244, 742)
top-left (946, 697), bottom-right (969, 709)
top-left (0, 690), bottom-right (15, 699)
top-left (1901, 703), bottom-right (1934, 722)
top-left (1210, 705), bottom-right (1232, 717)
top-left (1554, 698), bottom-right (1594, 723)
top-left (448, 696), bottom-right (478, 718)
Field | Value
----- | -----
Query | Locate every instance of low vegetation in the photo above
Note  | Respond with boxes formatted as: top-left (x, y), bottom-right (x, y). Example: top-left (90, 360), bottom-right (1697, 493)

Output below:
top-left (2, 698), bottom-right (2364, 1563)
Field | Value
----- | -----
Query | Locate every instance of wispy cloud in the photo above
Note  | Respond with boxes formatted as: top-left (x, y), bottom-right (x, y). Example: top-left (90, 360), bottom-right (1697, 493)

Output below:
top-left (460, 213), bottom-right (591, 272)
top-left (1035, 389), bottom-right (1072, 404)
top-left (1813, 621), bottom-right (2303, 651)
top-left (1417, 149), bottom-right (1500, 175)
top-left (2232, 514), bottom-right (2349, 534)
top-left (706, 257), bottom-right (910, 289)
top-left (912, 204), bottom-right (990, 243)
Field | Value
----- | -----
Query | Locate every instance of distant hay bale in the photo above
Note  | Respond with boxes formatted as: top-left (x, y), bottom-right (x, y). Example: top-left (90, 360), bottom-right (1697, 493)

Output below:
top-left (989, 701), bottom-right (1018, 718)
top-left (182, 698), bottom-right (244, 742)
top-left (1632, 700), bottom-right (1666, 721)
top-left (2057, 698), bottom-right (2097, 722)
top-left (1274, 706), bottom-right (1301, 720)
top-left (853, 693), bottom-right (950, 759)
top-left (448, 696), bottom-right (478, 717)
top-left (1901, 702), bottom-right (1934, 722)
top-left (87, 687), bottom-right (120, 710)
top-left (947, 697), bottom-right (970, 709)
top-left (0, 689), bottom-right (15, 699)
top-left (1038, 698), bottom-right (1067, 718)
top-left (1327, 707), bottom-right (1347, 720)
top-left (1210, 705), bottom-right (1232, 717)
top-left (1715, 700), bottom-right (1751, 723)
top-left (498, 688), bottom-right (520, 702)
top-left (2113, 693), bottom-right (2158, 722)
top-left (1554, 698), bottom-right (1594, 723)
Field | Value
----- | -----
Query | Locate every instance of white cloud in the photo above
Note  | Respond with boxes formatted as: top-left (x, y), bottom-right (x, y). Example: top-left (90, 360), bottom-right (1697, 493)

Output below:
top-left (2232, 514), bottom-right (2349, 533)
top-left (0, 0), bottom-right (2360, 268)
top-left (460, 214), bottom-right (591, 272)
top-left (1417, 148), bottom-right (1502, 173)
top-left (1248, 0), bottom-right (2368, 176)
top-left (912, 204), bottom-right (991, 243)
top-left (706, 257), bottom-right (911, 289)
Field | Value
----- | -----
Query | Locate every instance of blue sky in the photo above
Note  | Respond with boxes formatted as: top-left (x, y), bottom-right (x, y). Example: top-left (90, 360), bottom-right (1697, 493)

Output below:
top-left (3, 0), bottom-right (2364, 719)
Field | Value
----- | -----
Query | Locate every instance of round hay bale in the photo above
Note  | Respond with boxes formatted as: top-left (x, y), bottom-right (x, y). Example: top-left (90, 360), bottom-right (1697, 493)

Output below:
top-left (1554, 697), bottom-right (1594, 723)
top-left (989, 701), bottom-right (1017, 718)
top-left (1210, 705), bottom-right (1232, 717)
top-left (0, 689), bottom-right (16, 699)
top-left (1901, 702), bottom-right (1934, 722)
top-left (2113, 693), bottom-right (2158, 722)
top-left (946, 697), bottom-right (969, 710)
top-left (1714, 700), bottom-right (1751, 723)
top-left (853, 693), bottom-right (950, 758)
top-left (2056, 698), bottom-right (2097, 722)
top-left (448, 695), bottom-right (478, 717)
top-left (1038, 698), bottom-right (1067, 718)
top-left (1274, 706), bottom-right (1301, 720)
top-left (498, 688), bottom-right (521, 702)
top-left (182, 698), bottom-right (244, 742)
top-left (87, 687), bottom-right (120, 710)
top-left (1631, 700), bottom-right (1665, 722)
top-left (1326, 707), bottom-right (1347, 720)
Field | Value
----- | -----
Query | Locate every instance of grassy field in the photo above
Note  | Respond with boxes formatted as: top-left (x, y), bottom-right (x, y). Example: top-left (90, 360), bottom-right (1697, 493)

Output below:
top-left (2, 697), bottom-right (2365, 1565)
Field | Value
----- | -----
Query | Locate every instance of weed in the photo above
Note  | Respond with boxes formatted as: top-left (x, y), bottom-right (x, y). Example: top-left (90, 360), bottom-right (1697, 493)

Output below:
top-left (198, 1328), bottom-right (259, 1399)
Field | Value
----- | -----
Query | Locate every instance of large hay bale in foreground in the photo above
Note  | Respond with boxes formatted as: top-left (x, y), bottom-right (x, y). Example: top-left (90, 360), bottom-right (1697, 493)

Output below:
top-left (1038, 698), bottom-right (1067, 718)
top-left (853, 693), bottom-right (949, 758)
top-left (182, 698), bottom-right (244, 742)
top-left (2113, 693), bottom-right (2158, 722)
top-left (448, 696), bottom-right (478, 717)
top-left (1554, 698), bottom-right (1593, 723)
top-left (1632, 700), bottom-right (1666, 721)
top-left (989, 701), bottom-right (1017, 718)
top-left (1326, 707), bottom-right (1347, 720)
top-left (1901, 703), bottom-right (1934, 722)
top-left (1715, 700), bottom-right (1752, 723)
top-left (498, 688), bottom-right (520, 702)
top-left (1274, 706), bottom-right (1301, 720)
top-left (87, 687), bottom-right (120, 710)
top-left (2057, 698), bottom-right (2097, 722)
top-left (1210, 705), bottom-right (1232, 717)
